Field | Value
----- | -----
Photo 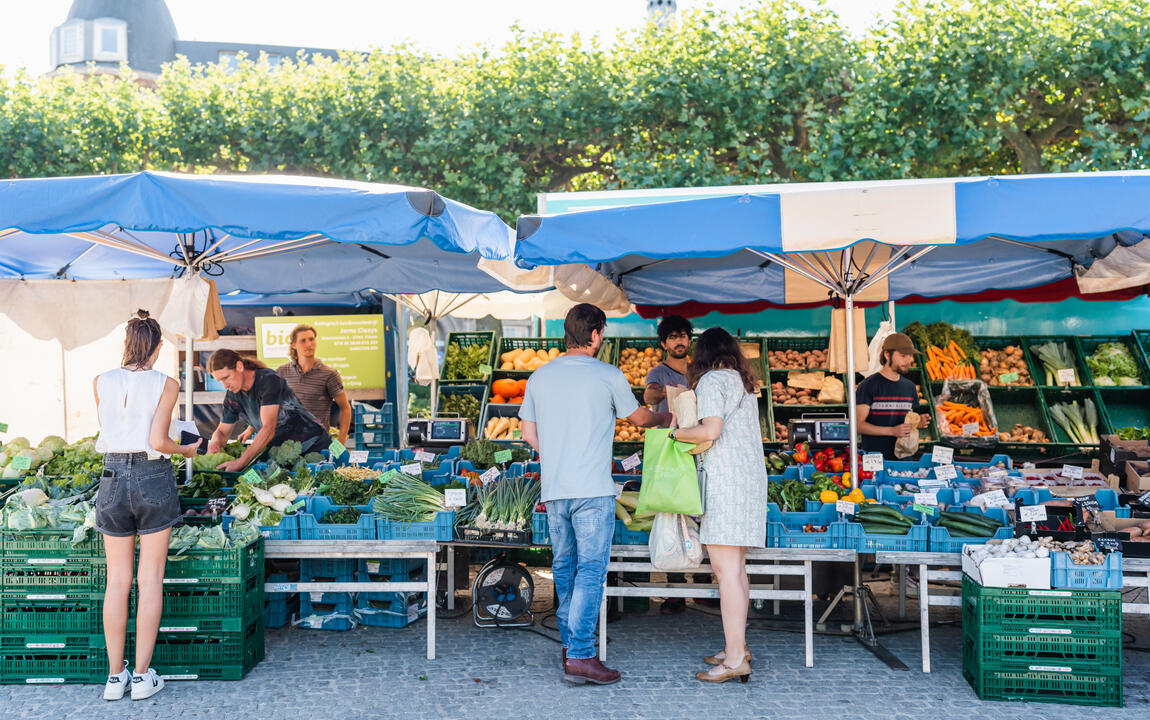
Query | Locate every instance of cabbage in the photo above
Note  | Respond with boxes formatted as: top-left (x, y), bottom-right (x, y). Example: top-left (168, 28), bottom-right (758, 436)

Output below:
top-left (0, 451), bottom-right (9, 467)
top-left (2, 464), bottom-right (25, 479)
top-left (38, 435), bottom-right (66, 453)
top-left (6, 437), bottom-right (31, 451)
top-left (36, 447), bottom-right (55, 465)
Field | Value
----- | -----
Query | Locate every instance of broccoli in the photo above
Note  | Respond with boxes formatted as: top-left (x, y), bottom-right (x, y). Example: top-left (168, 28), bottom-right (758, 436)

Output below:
top-left (268, 440), bottom-right (302, 467)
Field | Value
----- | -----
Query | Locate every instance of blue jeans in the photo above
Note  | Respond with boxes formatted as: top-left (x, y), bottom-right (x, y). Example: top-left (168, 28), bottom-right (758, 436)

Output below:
top-left (547, 495), bottom-right (615, 660)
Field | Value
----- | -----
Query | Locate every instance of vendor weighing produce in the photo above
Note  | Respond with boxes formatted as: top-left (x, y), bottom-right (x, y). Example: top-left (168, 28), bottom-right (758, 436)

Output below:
top-left (643, 315), bottom-right (693, 413)
top-left (206, 349), bottom-right (329, 472)
top-left (856, 333), bottom-right (930, 459)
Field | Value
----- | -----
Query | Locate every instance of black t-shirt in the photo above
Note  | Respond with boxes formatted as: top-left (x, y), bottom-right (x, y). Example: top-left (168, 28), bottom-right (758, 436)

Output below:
top-left (221, 368), bottom-right (328, 451)
top-left (856, 372), bottom-right (919, 458)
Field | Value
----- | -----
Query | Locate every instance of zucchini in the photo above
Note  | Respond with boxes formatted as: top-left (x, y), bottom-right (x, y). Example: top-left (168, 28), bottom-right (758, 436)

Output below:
top-left (857, 506), bottom-right (912, 525)
top-left (859, 521), bottom-right (912, 535)
top-left (780, 452), bottom-right (796, 466)
top-left (939, 510), bottom-right (1000, 529)
top-left (938, 519), bottom-right (998, 537)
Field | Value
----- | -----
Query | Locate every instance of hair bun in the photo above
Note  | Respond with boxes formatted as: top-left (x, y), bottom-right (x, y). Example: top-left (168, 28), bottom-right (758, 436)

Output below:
top-left (136, 309), bottom-right (150, 319)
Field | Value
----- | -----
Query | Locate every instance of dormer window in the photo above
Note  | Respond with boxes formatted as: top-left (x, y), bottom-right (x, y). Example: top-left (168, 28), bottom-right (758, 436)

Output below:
top-left (93, 18), bottom-right (128, 62)
top-left (52, 20), bottom-right (84, 65)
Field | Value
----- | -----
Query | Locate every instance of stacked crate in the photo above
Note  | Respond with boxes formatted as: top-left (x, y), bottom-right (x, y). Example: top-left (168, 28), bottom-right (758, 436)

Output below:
top-left (961, 575), bottom-right (1123, 707)
top-left (353, 558), bottom-right (428, 628)
top-left (354, 403), bottom-right (396, 451)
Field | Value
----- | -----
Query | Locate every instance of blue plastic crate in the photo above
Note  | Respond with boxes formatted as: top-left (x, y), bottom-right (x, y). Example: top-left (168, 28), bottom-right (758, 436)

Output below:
top-left (613, 519), bottom-right (650, 545)
top-left (300, 558), bottom-right (357, 581)
top-left (532, 512), bottom-right (550, 545)
top-left (354, 592), bottom-right (427, 628)
top-left (376, 511), bottom-right (455, 541)
top-left (853, 509), bottom-right (931, 553)
top-left (766, 503), bottom-right (839, 531)
top-left (222, 513), bottom-right (299, 540)
top-left (264, 572), bottom-right (294, 629)
top-left (1012, 488), bottom-right (1125, 514)
top-left (358, 557), bottom-right (427, 578)
top-left (297, 594), bottom-right (355, 631)
top-left (768, 520), bottom-right (861, 549)
top-left (928, 524), bottom-right (1013, 553)
top-left (354, 569), bottom-right (427, 603)
top-left (1051, 550), bottom-right (1123, 590)
top-left (877, 485), bottom-right (973, 507)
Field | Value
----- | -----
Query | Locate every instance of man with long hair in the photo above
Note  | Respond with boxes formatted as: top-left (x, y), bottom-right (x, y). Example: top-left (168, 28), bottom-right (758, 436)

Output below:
top-left (275, 324), bottom-right (352, 446)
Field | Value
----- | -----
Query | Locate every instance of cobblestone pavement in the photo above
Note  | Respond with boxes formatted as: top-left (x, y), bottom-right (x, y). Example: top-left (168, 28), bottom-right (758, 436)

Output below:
top-left (3, 579), bottom-right (1148, 719)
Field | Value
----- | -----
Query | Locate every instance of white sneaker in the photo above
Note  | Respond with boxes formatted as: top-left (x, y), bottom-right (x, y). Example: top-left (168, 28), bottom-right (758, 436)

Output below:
top-left (103, 662), bottom-right (130, 701)
top-left (131, 668), bottom-right (165, 701)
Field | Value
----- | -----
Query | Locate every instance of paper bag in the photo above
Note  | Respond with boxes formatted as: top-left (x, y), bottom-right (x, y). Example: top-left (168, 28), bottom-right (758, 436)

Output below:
top-left (666, 386), bottom-right (712, 455)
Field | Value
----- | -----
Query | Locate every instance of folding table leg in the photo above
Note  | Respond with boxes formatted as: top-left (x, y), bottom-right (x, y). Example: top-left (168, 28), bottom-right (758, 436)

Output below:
top-left (919, 563), bottom-right (929, 673)
top-left (427, 551), bottom-right (437, 660)
top-left (804, 560), bottom-right (814, 668)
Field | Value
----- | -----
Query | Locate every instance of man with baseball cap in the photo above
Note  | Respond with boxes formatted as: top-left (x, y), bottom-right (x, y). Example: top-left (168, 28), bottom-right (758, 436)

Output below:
top-left (855, 332), bottom-right (931, 459)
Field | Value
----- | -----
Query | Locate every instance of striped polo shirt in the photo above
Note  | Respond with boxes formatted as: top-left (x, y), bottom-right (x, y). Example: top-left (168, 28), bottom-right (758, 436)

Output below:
top-left (275, 359), bottom-right (344, 430)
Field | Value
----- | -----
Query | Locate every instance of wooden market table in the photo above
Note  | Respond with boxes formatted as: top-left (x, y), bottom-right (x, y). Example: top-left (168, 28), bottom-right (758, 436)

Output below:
top-left (263, 540), bottom-right (440, 659)
top-left (598, 545), bottom-right (857, 668)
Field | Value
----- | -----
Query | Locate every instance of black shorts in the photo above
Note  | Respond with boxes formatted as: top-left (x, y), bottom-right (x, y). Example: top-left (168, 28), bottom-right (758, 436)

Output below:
top-left (94, 453), bottom-right (182, 537)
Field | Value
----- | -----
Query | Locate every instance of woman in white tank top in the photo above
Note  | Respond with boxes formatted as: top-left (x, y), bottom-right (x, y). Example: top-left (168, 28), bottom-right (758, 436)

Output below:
top-left (94, 311), bottom-right (200, 702)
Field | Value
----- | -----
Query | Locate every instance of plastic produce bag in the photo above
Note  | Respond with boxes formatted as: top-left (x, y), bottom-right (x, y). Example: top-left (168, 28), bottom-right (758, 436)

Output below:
top-left (636, 429), bottom-right (702, 515)
top-left (666, 386), bottom-right (712, 455)
top-left (894, 411), bottom-right (921, 459)
top-left (649, 512), bottom-right (704, 571)
top-left (934, 379), bottom-right (999, 449)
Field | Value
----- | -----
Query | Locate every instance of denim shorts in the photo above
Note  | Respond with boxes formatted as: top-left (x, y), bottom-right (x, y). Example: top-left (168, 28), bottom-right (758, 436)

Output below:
top-left (94, 453), bottom-right (182, 537)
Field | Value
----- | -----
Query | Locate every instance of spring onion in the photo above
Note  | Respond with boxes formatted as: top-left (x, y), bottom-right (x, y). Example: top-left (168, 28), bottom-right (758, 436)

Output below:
top-left (372, 473), bottom-right (445, 523)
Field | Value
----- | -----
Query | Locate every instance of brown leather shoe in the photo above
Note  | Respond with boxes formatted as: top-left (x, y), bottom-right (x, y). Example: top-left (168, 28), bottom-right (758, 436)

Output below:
top-left (563, 656), bottom-right (621, 685)
top-left (561, 647), bottom-right (567, 666)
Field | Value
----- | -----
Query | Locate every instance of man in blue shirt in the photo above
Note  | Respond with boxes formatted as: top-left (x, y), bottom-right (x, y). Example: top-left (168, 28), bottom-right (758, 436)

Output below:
top-left (520, 304), bottom-right (670, 685)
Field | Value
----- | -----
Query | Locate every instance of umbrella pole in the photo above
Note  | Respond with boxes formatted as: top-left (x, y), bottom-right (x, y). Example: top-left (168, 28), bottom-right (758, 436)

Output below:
top-left (185, 336), bottom-right (194, 483)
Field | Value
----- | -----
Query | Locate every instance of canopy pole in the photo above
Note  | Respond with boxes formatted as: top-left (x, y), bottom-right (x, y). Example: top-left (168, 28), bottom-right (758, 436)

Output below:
top-left (843, 249), bottom-right (859, 493)
top-left (887, 301), bottom-right (896, 329)
top-left (184, 336), bottom-right (194, 483)
top-left (397, 304), bottom-right (410, 448)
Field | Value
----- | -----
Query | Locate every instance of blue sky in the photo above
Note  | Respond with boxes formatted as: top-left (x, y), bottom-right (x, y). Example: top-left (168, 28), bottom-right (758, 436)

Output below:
top-left (0, 0), bottom-right (900, 73)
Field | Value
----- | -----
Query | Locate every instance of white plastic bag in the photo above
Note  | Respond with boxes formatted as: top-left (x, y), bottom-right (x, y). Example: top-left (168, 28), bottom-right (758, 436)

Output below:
top-left (649, 513), bottom-right (704, 571)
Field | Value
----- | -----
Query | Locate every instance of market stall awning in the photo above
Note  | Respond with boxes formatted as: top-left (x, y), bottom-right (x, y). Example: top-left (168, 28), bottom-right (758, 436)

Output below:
top-left (515, 171), bottom-right (1150, 306)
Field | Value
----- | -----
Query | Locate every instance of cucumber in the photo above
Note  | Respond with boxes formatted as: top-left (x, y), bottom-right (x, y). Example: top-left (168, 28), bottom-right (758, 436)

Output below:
top-left (939, 510), bottom-right (1000, 529)
top-left (859, 521), bottom-right (911, 535)
top-left (938, 520), bottom-right (997, 537)
top-left (857, 506), bottom-right (912, 525)
top-left (780, 452), bottom-right (796, 466)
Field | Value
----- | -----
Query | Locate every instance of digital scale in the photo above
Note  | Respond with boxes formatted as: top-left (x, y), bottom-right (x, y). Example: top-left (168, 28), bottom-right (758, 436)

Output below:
top-left (406, 417), bottom-right (469, 448)
top-left (786, 414), bottom-right (852, 447)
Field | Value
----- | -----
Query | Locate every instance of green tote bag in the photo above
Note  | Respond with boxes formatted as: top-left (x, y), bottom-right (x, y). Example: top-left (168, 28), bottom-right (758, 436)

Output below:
top-left (635, 428), bottom-right (702, 515)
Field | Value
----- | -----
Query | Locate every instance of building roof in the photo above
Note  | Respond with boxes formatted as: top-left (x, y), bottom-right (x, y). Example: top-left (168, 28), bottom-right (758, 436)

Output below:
top-left (66, 0), bottom-right (177, 75)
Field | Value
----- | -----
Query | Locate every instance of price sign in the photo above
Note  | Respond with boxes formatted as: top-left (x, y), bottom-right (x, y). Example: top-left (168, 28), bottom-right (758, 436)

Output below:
top-left (328, 439), bottom-right (347, 458)
top-left (981, 489), bottom-right (1011, 508)
top-left (378, 469), bottom-right (398, 483)
top-left (621, 453), bottom-right (641, 471)
top-left (913, 492), bottom-right (938, 506)
top-left (10, 455), bottom-right (31, 470)
top-left (1060, 464), bottom-right (1084, 480)
top-left (361, 432), bottom-right (376, 444)
top-left (1019, 505), bottom-right (1048, 522)
top-left (0, 422), bottom-right (7, 433)
top-left (511, 430), bottom-right (522, 439)
top-left (962, 422), bottom-right (980, 437)
top-left (1073, 495), bottom-right (1100, 512)
top-left (1139, 490), bottom-right (1150, 506)
top-left (615, 483), bottom-right (625, 498)
top-left (862, 454), bottom-right (884, 472)
top-left (444, 488), bottom-right (467, 507)
top-left (919, 478), bottom-right (948, 491)
top-left (931, 446), bottom-right (954, 464)
top-left (348, 451), bottom-right (369, 465)
top-left (934, 464), bottom-right (958, 482)
top-left (493, 449), bottom-right (514, 464)
top-left (289, 499), bottom-right (305, 512)
top-left (912, 503), bottom-right (937, 516)
top-left (414, 451), bottom-right (436, 463)
top-left (1056, 368), bottom-right (1076, 385)
top-left (998, 372), bottom-right (1019, 384)
top-left (835, 500), bottom-right (856, 515)
top-left (478, 364), bottom-right (493, 376)
top-left (480, 467), bottom-right (500, 485)
top-left (988, 468), bottom-right (1008, 479)
top-left (241, 468), bottom-right (261, 485)
top-left (400, 463), bottom-right (422, 475)
top-left (1094, 536), bottom-right (1122, 552)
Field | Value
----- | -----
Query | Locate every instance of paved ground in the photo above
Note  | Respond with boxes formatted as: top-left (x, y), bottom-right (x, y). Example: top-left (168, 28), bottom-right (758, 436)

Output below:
top-left (4, 574), bottom-right (1149, 719)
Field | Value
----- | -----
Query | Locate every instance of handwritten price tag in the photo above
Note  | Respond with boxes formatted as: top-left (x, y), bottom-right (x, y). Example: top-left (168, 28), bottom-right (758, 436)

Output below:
top-left (348, 450), bottom-right (369, 465)
top-left (835, 500), bottom-right (856, 515)
top-left (920, 479), bottom-right (948, 491)
top-left (478, 364), bottom-right (493, 376)
top-left (241, 468), bottom-right (261, 485)
top-left (1019, 505), bottom-right (1048, 522)
top-left (328, 439), bottom-right (347, 458)
top-left (1056, 368), bottom-right (1076, 385)
top-left (988, 468), bottom-right (1008, 479)
top-left (998, 372), bottom-right (1019, 384)
top-left (400, 463), bottom-right (422, 475)
top-left (913, 504), bottom-right (937, 516)
top-left (615, 483), bottom-right (625, 498)
top-left (1139, 490), bottom-right (1150, 506)
top-left (414, 451), bottom-right (436, 463)
top-left (913, 492), bottom-right (938, 506)
top-left (1061, 464), bottom-right (1084, 480)
top-left (962, 422), bottom-right (980, 437)
top-left (444, 488), bottom-right (467, 507)
top-left (10, 455), bottom-right (31, 470)
top-left (493, 449), bottom-right (513, 464)
top-left (1095, 536), bottom-right (1122, 552)
top-left (931, 446), bottom-right (954, 464)
top-left (981, 489), bottom-right (1011, 508)
top-left (0, 422), bottom-right (7, 433)
top-left (1073, 495), bottom-right (1100, 512)
top-left (480, 467), bottom-right (500, 485)
top-left (934, 464), bottom-right (958, 482)
top-left (862, 454), bottom-right (884, 472)
top-left (621, 453), bottom-right (641, 471)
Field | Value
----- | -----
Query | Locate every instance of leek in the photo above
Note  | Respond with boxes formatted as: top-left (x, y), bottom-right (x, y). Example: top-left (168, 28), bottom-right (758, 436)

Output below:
top-left (1030, 341), bottom-right (1079, 385)
top-left (1049, 400), bottom-right (1099, 444)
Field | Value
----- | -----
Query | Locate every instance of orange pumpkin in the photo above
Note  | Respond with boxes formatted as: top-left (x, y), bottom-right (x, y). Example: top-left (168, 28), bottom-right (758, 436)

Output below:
top-left (511, 397), bottom-right (523, 404)
top-left (516, 379), bottom-right (528, 395)
top-left (491, 394), bottom-right (507, 404)
top-left (492, 378), bottom-right (519, 398)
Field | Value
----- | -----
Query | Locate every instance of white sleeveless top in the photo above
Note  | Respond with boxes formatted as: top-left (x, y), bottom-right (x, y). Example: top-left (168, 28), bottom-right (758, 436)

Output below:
top-left (94, 368), bottom-right (172, 458)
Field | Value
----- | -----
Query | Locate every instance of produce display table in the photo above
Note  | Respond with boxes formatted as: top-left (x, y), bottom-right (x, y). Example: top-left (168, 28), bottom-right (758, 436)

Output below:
top-left (263, 540), bottom-right (439, 658)
top-left (598, 546), bottom-right (857, 668)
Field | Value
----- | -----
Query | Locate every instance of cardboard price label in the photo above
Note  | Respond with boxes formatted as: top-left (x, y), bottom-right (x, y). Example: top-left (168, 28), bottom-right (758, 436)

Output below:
top-left (480, 467), bottom-right (500, 485)
top-left (962, 422), bottom-right (980, 437)
top-left (913, 492), bottom-right (938, 506)
top-left (478, 364), bottom-right (493, 376)
top-left (1019, 505), bottom-right (1048, 522)
top-left (378, 469), bottom-right (398, 483)
top-left (919, 479), bottom-right (948, 491)
top-left (492, 449), bottom-right (514, 464)
top-left (1056, 368), bottom-right (1076, 385)
top-left (998, 371), bottom-right (1019, 384)
top-left (621, 453), bottom-right (641, 471)
top-left (987, 468), bottom-right (1008, 479)
top-left (400, 463), bottom-right (422, 475)
top-left (348, 450), bottom-right (369, 465)
top-left (414, 451), bottom-right (436, 463)
top-left (912, 504), bottom-right (937, 516)
top-left (1060, 464), bottom-right (1084, 480)
top-left (981, 489), bottom-right (1011, 508)
top-left (931, 446), bottom-right (954, 464)
top-left (0, 422), bottom-right (8, 433)
top-left (934, 464), bottom-right (958, 482)
top-left (862, 454), bottom-right (884, 472)
top-left (328, 439), bottom-right (347, 457)
top-left (835, 500), bottom-right (856, 515)
top-left (10, 455), bottom-right (31, 470)
top-left (241, 468), bottom-right (262, 485)
top-left (444, 488), bottom-right (467, 507)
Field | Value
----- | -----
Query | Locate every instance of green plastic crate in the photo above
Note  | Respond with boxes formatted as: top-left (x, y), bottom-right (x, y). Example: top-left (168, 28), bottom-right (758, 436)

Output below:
top-left (143, 574), bottom-right (263, 630)
top-left (146, 617), bottom-right (263, 671)
top-left (0, 649), bottom-right (104, 684)
top-left (436, 383), bottom-right (487, 435)
top-left (1040, 387), bottom-right (1109, 445)
top-left (440, 331), bottom-right (497, 382)
top-left (0, 594), bottom-right (103, 635)
top-left (988, 387), bottom-right (1054, 445)
top-left (962, 626), bottom-right (1122, 673)
top-left (0, 633), bottom-right (104, 653)
top-left (1097, 387), bottom-right (1150, 433)
top-left (766, 336), bottom-right (829, 371)
top-left (1079, 335), bottom-right (1149, 387)
top-left (962, 575), bottom-right (1122, 635)
top-left (0, 558), bottom-right (106, 594)
top-left (1, 529), bottom-right (102, 559)
top-left (972, 336), bottom-right (1039, 387)
top-left (497, 337), bottom-right (565, 375)
top-left (963, 658), bottom-right (1122, 707)
top-left (162, 537), bottom-right (263, 584)
top-left (1023, 335), bottom-right (1089, 387)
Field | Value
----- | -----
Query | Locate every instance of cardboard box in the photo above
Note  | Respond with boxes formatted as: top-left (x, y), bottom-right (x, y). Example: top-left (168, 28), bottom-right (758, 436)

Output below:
top-left (1125, 460), bottom-right (1150, 493)
top-left (1101, 434), bottom-right (1150, 477)
top-left (962, 546), bottom-right (1051, 589)
top-left (1095, 509), bottom-right (1148, 533)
